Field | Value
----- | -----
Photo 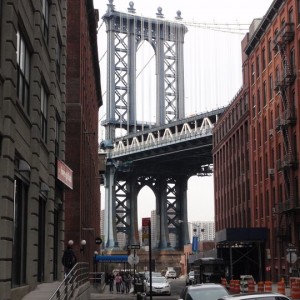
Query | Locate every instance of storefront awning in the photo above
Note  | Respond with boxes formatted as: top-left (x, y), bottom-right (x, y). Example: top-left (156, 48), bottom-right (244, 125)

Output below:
top-left (95, 255), bottom-right (128, 263)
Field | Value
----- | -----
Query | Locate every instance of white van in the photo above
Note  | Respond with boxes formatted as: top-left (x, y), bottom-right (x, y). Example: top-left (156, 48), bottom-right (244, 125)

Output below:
top-left (165, 269), bottom-right (177, 279)
top-left (186, 270), bottom-right (195, 285)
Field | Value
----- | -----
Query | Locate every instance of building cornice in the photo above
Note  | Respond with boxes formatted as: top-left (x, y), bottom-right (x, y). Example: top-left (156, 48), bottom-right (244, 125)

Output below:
top-left (245, 0), bottom-right (284, 55)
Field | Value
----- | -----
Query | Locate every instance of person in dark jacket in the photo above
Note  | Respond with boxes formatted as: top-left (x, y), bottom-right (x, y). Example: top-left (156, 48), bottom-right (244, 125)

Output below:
top-left (62, 240), bottom-right (77, 276)
top-left (109, 273), bottom-right (115, 292)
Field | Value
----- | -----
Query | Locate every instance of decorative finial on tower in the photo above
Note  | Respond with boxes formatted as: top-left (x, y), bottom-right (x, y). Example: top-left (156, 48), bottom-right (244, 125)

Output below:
top-left (107, 0), bottom-right (115, 12)
top-left (128, 1), bottom-right (136, 13)
top-left (175, 10), bottom-right (182, 20)
top-left (156, 7), bottom-right (164, 18)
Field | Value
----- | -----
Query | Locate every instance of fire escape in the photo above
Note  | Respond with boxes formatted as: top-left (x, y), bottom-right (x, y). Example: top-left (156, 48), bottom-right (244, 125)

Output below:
top-left (273, 22), bottom-right (298, 242)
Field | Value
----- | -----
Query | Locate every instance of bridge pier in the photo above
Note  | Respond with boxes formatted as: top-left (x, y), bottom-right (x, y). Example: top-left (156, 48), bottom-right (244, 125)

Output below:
top-left (157, 179), bottom-right (171, 249)
top-left (103, 170), bottom-right (192, 251)
top-left (177, 176), bottom-right (190, 248)
top-left (104, 164), bottom-right (118, 249)
top-left (128, 177), bottom-right (140, 245)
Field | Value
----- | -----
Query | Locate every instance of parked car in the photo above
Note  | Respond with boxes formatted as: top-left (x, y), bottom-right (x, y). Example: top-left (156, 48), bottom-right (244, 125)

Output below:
top-left (239, 275), bottom-right (256, 292)
top-left (186, 270), bottom-right (195, 285)
top-left (217, 292), bottom-right (290, 300)
top-left (165, 269), bottom-right (177, 279)
top-left (144, 271), bottom-right (162, 279)
top-left (178, 283), bottom-right (229, 300)
top-left (145, 276), bottom-right (171, 295)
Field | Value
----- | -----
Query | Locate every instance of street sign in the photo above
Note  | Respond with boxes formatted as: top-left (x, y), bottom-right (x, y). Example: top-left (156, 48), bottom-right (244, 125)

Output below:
top-left (95, 237), bottom-right (102, 245)
top-left (128, 254), bottom-right (139, 266)
top-left (142, 218), bottom-right (151, 246)
top-left (287, 248), bottom-right (297, 252)
top-left (127, 244), bottom-right (140, 250)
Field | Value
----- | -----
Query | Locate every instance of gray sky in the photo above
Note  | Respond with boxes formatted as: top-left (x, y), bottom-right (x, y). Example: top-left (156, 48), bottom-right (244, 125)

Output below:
top-left (95, 0), bottom-right (273, 225)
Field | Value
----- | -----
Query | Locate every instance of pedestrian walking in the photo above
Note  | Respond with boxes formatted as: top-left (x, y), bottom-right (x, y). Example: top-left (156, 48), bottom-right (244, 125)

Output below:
top-left (109, 273), bottom-right (115, 292)
top-left (115, 273), bottom-right (123, 293)
top-left (61, 240), bottom-right (77, 277)
top-left (125, 273), bottom-right (132, 293)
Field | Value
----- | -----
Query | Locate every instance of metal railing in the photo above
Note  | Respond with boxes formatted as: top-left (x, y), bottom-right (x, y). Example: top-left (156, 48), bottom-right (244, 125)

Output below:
top-left (89, 271), bottom-right (105, 292)
top-left (49, 262), bottom-right (89, 300)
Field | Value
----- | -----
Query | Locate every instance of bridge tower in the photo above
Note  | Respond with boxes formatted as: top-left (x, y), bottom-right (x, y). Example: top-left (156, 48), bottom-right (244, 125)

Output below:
top-left (101, 1), bottom-right (190, 252)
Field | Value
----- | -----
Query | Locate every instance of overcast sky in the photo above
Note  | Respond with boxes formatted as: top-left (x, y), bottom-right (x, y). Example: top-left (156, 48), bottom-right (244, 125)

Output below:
top-left (94, 0), bottom-right (273, 226)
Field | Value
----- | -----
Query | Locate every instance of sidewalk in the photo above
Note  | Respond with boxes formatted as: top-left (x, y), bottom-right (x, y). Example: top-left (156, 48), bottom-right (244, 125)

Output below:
top-left (91, 284), bottom-right (137, 299)
top-left (21, 282), bottom-right (61, 300)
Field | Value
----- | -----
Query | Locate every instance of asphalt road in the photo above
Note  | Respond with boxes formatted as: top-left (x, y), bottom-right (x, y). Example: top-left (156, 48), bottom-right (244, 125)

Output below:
top-left (91, 276), bottom-right (186, 300)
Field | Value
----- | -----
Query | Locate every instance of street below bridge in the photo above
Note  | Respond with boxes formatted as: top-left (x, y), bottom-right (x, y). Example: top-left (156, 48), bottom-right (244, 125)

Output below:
top-left (91, 276), bottom-right (185, 300)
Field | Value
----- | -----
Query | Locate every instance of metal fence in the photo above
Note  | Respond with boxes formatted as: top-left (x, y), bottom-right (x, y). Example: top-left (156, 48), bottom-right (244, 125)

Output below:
top-left (49, 262), bottom-right (89, 300)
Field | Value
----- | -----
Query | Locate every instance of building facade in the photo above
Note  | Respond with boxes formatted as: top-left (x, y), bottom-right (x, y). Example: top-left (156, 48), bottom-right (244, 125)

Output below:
top-left (0, 0), bottom-right (67, 299)
top-left (213, 0), bottom-right (300, 282)
top-left (187, 221), bottom-right (216, 241)
top-left (65, 0), bottom-right (102, 268)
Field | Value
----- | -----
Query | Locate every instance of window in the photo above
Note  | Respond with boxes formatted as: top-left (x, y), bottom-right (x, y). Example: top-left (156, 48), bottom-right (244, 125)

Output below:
top-left (271, 147), bottom-right (274, 167)
top-left (257, 88), bottom-right (261, 113)
top-left (41, 85), bottom-right (48, 142)
top-left (267, 39), bottom-right (272, 62)
top-left (290, 48), bottom-right (295, 72)
top-left (258, 122), bottom-right (261, 147)
top-left (263, 117), bottom-right (267, 142)
top-left (251, 63), bottom-right (255, 84)
top-left (269, 75), bottom-right (273, 101)
top-left (275, 104), bottom-right (280, 119)
top-left (292, 89), bottom-right (295, 113)
top-left (263, 81), bottom-right (267, 106)
top-left (259, 192), bottom-right (263, 217)
top-left (56, 32), bottom-right (62, 81)
top-left (275, 66), bottom-right (280, 83)
top-left (17, 31), bottom-right (31, 114)
top-left (274, 29), bottom-right (279, 53)
top-left (277, 143), bottom-right (282, 161)
top-left (262, 47), bottom-right (266, 70)
top-left (55, 113), bottom-right (61, 157)
top-left (12, 177), bottom-right (28, 287)
top-left (295, 177), bottom-right (299, 207)
top-left (264, 153), bottom-right (268, 178)
top-left (252, 94), bottom-right (256, 117)
top-left (256, 55), bottom-right (260, 78)
top-left (253, 127), bottom-right (256, 151)
top-left (42, 0), bottom-right (50, 42)
top-left (270, 111), bottom-right (274, 130)
top-left (289, 8), bottom-right (294, 23)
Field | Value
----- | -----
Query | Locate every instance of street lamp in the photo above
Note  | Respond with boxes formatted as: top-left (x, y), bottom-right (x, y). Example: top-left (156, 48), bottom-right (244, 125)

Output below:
top-left (93, 251), bottom-right (99, 282)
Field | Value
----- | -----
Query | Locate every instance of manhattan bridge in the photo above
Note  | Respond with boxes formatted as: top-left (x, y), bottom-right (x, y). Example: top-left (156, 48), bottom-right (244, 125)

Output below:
top-left (99, 1), bottom-right (247, 255)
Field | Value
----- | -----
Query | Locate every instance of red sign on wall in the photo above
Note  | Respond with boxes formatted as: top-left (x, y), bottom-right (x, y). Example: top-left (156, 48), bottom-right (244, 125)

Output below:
top-left (57, 160), bottom-right (73, 189)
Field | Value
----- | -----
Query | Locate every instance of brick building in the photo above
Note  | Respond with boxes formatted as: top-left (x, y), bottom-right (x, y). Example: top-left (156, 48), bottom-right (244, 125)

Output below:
top-left (0, 0), bottom-right (67, 298)
top-left (65, 0), bottom-right (102, 267)
top-left (213, 0), bottom-right (300, 282)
